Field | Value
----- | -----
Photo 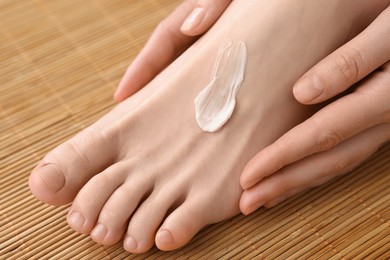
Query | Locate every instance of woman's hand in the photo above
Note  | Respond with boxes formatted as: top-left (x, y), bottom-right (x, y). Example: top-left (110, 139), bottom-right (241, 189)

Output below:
top-left (239, 6), bottom-right (390, 215)
top-left (114, 0), bottom-right (231, 102)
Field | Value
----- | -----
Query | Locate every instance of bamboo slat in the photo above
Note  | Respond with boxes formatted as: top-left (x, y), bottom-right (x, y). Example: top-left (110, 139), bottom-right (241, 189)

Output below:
top-left (1, 0), bottom-right (389, 259)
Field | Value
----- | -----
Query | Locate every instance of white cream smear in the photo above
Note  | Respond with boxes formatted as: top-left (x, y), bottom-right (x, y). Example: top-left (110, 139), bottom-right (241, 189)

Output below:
top-left (194, 41), bottom-right (247, 132)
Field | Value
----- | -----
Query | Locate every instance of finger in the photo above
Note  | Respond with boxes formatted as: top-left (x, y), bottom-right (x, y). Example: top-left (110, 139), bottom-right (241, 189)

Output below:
top-left (180, 0), bottom-right (231, 36)
top-left (293, 6), bottom-right (390, 104)
top-left (114, 0), bottom-right (199, 102)
top-left (241, 63), bottom-right (390, 190)
top-left (240, 123), bottom-right (390, 215)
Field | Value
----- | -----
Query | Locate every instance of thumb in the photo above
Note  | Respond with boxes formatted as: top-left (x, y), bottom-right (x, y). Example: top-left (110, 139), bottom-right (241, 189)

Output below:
top-left (114, 0), bottom-right (198, 102)
top-left (293, 6), bottom-right (390, 104)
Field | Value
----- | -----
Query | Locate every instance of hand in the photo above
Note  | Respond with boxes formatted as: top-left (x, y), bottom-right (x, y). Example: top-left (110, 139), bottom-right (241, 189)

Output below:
top-left (239, 6), bottom-right (390, 215)
top-left (114, 0), bottom-right (231, 102)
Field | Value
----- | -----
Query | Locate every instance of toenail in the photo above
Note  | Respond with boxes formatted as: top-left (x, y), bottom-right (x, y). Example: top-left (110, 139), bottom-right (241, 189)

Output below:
top-left (124, 235), bottom-right (138, 251)
top-left (156, 229), bottom-right (174, 244)
top-left (91, 223), bottom-right (107, 241)
top-left (34, 163), bottom-right (65, 192)
top-left (68, 211), bottom-right (85, 231)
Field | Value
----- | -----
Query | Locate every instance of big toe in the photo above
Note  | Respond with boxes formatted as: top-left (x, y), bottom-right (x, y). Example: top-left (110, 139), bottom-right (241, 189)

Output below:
top-left (29, 163), bottom-right (66, 206)
top-left (29, 125), bottom-right (119, 206)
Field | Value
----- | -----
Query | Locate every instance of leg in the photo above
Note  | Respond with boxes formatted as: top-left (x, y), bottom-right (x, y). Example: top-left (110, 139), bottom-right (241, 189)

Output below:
top-left (29, 0), bottom-right (387, 253)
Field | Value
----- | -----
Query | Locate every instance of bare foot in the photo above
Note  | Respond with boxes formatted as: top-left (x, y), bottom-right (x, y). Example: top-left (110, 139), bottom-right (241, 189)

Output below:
top-left (28, 0), bottom-right (385, 253)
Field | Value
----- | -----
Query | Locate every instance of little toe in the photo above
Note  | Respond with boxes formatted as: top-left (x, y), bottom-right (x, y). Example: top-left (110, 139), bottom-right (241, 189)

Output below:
top-left (29, 125), bottom-right (119, 206)
top-left (67, 162), bottom-right (128, 234)
top-left (124, 188), bottom-right (183, 253)
top-left (155, 200), bottom-right (207, 251)
top-left (90, 175), bottom-right (153, 245)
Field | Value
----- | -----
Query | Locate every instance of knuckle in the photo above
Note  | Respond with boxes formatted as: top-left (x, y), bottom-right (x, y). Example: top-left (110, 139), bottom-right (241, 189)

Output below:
top-left (156, 19), bottom-right (185, 53)
top-left (317, 129), bottom-right (343, 152)
top-left (156, 19), bottom-right (179, 39)
top-left (335, 47), bottom-right (364, 83)
top-left (331, 156), bottom-right (352, 173)
top-left (83, 125), bottom-right (110, 147)
top-left (273, 138), bottom-right (287, 154)
top-left (67, 126), bottom-right (107, 167)
top-left (67, 138), bottom-right (91, 167)
top-left (272, 137), bottom-right (293, 166)
top-left (158, 18), bottom-right (177, 37)
top-left (274, 180), bottom-right (289, 196)
top-left (89, 171), bottom-right (108, 185)
top-left (268, 169), bottom-right (290, 194)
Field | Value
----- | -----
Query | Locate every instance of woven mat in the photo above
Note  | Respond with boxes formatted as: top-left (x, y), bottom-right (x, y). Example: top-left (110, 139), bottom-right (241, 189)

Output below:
top-left (1, 0), bottom-right (389, 259)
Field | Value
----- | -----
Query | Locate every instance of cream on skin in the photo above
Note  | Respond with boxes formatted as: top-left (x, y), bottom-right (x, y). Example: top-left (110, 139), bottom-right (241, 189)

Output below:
top-left (194, 41), bottom-right (247, 132)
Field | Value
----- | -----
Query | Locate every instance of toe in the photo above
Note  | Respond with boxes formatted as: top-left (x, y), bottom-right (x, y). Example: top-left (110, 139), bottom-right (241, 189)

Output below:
top-left (124, 187), bottom-right (183, 253)
top-left (29, 125), bottom-right (119, 206)
top-left (29, 163), bottom-right (66, 206)
top-left (90, 174), bottom-right (153, 245)
top-left (67, 162), bottom-right (128, 234)
top-left (155, 200), bottom-right (207, 251)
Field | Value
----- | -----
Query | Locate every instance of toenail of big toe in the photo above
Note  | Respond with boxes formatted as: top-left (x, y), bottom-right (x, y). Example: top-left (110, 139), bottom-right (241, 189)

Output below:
top-left (124, 235), bottom-right (138, 251)
top-left (156, 229), bottom-right (174, 244)
top-left (34, 164), bottom-right (65, 192)
top-left (91, 223), bottom-right (107, 241)
top-left (68, 211), bottom-right (85, 231)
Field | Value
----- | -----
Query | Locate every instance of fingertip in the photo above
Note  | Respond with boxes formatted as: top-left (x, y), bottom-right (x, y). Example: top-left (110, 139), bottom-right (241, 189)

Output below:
top-left (239, 172), bottom-right (247, 190)
top-left (240, 157), bottom-right (260, 190)
top-left (292, 79), bottom-right (304, 103)
top-left (293, 73), bottom-right (324, 104)
top-left (239, 191), bottom-right (264, 216)
top-left (239, 192), bottom-right (252, 216)
top-left (180, 7), bottom-right (205, 35)
top-left (240, 179), bottom-right (254, 191)
top-left (180, 0), bottom-right (232, 36)
top-left (113, 82), bottom-right (130, 102)
top-left (240, 208), bottom-right (251, 216)
top-left (239, 168), bottom-right (251, 190)
top-left (115, 70), bottom-right (132, 102)
top-left (113, 89), bottom-right (121, 102)
top-left (115, 59), bottom-right (146, 102)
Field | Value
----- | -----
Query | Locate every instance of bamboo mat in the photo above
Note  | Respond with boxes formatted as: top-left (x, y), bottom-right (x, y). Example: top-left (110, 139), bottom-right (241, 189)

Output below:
top-left (1, 0), bottom-right (389, 259)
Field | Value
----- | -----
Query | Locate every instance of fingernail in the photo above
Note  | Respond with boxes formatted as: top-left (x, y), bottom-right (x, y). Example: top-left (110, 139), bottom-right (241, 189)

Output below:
top-left (293, 73), bottom-right (324, 103)
top-left (180, 7), bottom-right (205, 32)
top-left (156, 229), bottom-right (174, 244)
top-left (124, 235), bottom-right (138, 251)
top-left (245, 201), bottom-right (264, 215)
top-left (34, 163), bottom-right (65, 192)
top-left (68, 211), bottom-right (85, 231)
top-left (91, 223), bottom-right (108, 241)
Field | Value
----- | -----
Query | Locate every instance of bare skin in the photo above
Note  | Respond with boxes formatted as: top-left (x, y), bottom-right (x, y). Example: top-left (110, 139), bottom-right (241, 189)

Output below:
top-left (29, 0), bottom-right (385, 253)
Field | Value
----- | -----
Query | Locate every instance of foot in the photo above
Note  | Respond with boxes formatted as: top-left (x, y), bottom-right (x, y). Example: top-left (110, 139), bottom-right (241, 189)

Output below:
top-left (29, 0), bottom-right (383, 253)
